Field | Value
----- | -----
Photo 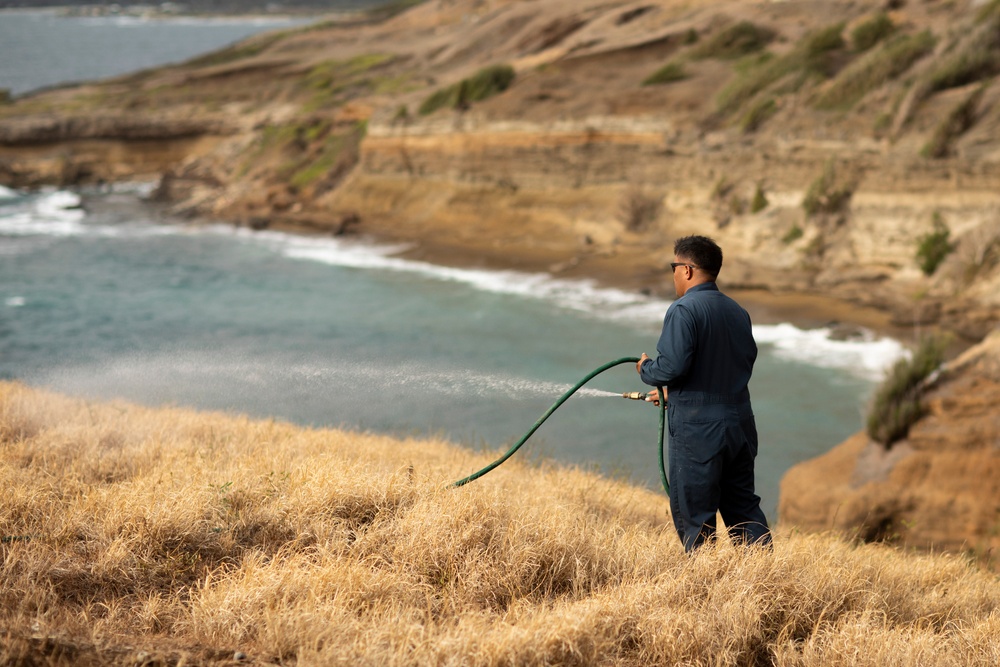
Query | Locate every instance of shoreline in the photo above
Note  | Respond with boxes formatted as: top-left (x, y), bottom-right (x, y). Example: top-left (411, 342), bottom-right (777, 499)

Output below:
top-left (264, 214), bottom-right (918, 348)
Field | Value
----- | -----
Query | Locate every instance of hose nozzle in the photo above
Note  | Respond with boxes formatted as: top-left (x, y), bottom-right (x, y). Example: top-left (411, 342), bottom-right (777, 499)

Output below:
top-left (622, 391), bottom-right (649, 401)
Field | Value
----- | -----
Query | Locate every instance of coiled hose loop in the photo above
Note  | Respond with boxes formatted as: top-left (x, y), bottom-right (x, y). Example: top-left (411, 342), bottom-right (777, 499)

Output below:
top-left (452, 356), bottom-right (669, 497)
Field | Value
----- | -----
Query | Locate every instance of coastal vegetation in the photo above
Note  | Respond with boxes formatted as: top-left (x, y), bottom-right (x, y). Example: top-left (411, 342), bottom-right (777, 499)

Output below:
top-left (865, 335), bottom-right (949, 447)
top-left (849, 12), bottom-right (895, 53)
top-left (715, 22), bottom-right (848, 117)
top-left (801, 161), bottom-right (854, 216)
top-left (812, 30), bottom-right (936, 111)
top-left (915, 213), bottom-right (956, 276)
top-left (3, 381), bottom-right (1000, 666)
top-left (688, 20), bottom-right (774, 61)
top-left (641, 61), bottom-right (687, 87)
top-left (920, 85), bottom-right (986, 159)
top-left (418, 64), bottom-right (517, 115)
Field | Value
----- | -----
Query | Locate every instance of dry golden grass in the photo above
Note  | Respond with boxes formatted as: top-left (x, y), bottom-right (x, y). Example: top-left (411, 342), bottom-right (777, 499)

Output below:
top-left (2, 381), bottom-right (999, 666)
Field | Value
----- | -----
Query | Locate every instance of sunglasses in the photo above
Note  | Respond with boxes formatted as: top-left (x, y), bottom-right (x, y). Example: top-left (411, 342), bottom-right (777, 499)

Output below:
top-left (670, 262), bottom-right (698, 271)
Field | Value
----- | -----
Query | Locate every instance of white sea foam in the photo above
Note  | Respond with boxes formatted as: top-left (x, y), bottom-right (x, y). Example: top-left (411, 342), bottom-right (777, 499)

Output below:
top-left (3, 193), bottom-right (908, 382)
top-left (233, 229), bottom-right (908, 380)
top-left (754, 322), bottom-right (907, 381)
top-left (0, 191), bottom-right (85, 236)
top-left (0, 185), bottom-right (19, 200)
top-left (0, 189), bottom-right (179, 239)
top-left (4, 296), bottom-right (26, 307)
top-left (240, 229), bottom-right (671, 325)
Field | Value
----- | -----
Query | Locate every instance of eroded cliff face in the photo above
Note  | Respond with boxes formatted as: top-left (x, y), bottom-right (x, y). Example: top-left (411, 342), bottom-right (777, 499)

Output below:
top-left (779, 328), bottom-right (1000, 569)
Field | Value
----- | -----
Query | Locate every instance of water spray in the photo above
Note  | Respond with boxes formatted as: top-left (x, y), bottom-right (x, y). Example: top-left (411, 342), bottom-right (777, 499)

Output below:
top-left (452, 357), bottom-right (669, 497)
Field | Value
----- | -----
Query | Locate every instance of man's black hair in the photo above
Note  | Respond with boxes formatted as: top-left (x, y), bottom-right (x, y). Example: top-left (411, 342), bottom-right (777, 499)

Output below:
top-left (674, 235), bottom-right (723, 279)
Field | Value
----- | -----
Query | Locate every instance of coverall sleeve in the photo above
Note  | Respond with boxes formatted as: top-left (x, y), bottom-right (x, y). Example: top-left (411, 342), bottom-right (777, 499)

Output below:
top-left (639, 302), bottom-right (696, 387)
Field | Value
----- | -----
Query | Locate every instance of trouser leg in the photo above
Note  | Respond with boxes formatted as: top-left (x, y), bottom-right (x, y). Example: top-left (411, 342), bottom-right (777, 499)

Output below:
top-left (669, 437), bottom-right (721, 552)
top-left (718, 414), bottom-right (771, 547)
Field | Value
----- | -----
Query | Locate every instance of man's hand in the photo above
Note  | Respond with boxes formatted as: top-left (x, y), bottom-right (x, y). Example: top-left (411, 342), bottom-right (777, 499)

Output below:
top-left (645, 387), bottom-right (667, 407)
top-left (636, 352), bottom-right (650, 375)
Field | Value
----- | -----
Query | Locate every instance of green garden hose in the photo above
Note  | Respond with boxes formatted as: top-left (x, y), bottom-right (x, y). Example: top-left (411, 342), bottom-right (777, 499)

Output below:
top-left (452, 356), bottom-right (669, 497)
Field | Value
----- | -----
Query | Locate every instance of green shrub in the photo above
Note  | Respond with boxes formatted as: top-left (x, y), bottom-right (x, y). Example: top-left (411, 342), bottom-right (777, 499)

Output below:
top-left (804, 22), bottom-right (846, 69)
top-left (418, 87), bottom-right (456, 116)
top-left (642, 61), bottom-right (688, 86)
top-left (690, 21), bottom-right (775, 60)
top-left (921, 86), bottom-right (984, 159)
top-left (813, 30), bottom-right (936, 109)
top-left (463, 64), bottom-right (517, 102)
top-left (286, 121), bottom-right (367, 191)
top-left (978, 0), bottom-right (1000, 18)
top-left (915, 214), bottom-right (955, 275)
top-left (866, 335), bottom-right (948, 447)
top-left (716, 53), bottom-right (796, 115)
top-left (922, 17), bottom-right (1000, 95)
top-left (715, 23), bottom-right (848, 115)
top-left (851, 13), bottom-right (895, 53)
top-left (802, 161), bottom-right (853, 216)
top-left (781, 224), bottom-right (803, 244)
top-left (740, 97), bottom-right (777, 133)
top-left (750, 185), bottom-right (769, 213)
top-left (419, 64), bottom-right (516, 115)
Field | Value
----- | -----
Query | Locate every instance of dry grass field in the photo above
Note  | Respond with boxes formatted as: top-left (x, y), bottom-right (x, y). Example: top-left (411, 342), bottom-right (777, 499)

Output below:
top-left (2, 380), bottom-right (999, 666)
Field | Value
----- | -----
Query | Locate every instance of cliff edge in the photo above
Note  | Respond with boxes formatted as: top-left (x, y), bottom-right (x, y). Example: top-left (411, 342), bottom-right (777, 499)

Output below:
top-left (780, 327), bottom-right (1000, 568)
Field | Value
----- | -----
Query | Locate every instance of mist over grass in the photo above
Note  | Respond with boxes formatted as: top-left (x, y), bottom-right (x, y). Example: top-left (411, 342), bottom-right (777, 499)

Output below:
top-left (2, 381), bottom-right (999, 666)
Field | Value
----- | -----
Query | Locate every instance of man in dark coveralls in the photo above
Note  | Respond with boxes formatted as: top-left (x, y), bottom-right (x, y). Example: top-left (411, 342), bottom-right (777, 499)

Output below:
top-left (636, 235), bottom-right (772, 552)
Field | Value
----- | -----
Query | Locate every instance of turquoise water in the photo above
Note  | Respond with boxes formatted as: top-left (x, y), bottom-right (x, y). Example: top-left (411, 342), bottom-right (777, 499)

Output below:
top-left (0, 187), bottom-right (899, 519)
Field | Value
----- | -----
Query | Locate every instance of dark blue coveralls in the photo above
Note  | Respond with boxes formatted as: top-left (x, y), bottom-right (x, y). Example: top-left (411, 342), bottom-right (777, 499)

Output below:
top-left (639, 282), bottom-right (772, 551)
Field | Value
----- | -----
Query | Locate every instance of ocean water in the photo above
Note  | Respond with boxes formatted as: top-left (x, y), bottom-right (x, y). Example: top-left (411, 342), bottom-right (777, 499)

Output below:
top-left (0, 10), bottom-right (313, 96)
top-left (0, 186), bottom-right (902, 519)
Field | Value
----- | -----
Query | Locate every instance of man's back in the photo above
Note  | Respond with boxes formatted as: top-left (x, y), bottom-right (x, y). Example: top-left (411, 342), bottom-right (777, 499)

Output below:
top-left (640, 282), bottom-right (756, 405)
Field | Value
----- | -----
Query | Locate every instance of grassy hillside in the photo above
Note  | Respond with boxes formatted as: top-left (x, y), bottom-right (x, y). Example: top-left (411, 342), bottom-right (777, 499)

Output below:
top-left (2, 381), bottom-right (999, 666)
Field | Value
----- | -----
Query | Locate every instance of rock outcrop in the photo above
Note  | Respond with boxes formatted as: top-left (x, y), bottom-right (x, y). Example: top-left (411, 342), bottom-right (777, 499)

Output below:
top-left (780, 328), bottom-right (1000, 569)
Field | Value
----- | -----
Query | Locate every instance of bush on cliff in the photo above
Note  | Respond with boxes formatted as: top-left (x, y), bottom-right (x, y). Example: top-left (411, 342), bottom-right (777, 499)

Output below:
top-left (802, 160), bottom-right (854, 216)
top-left (641, 61), bottom-right (688, 86)
top-left (915, 214), bottom-right (956, 275)
top-left (866, 335), bottom-right (948, 447)
top-left (418, 64), bottom-right (516, 115)
top-left (850, 12), bottom-right (895, 53)
top-left (716, 22), bottom-right (848, 116)
top-left (689, 20), bottom-right (775, 60)
top-left (813, 29), bottom-right (936, 110)
top-left (921, 85), bottom-right (985, 159)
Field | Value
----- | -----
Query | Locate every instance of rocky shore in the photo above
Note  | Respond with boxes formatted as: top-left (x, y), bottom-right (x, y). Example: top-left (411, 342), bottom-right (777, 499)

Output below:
top-left (2, 0), bottom-right (999, 560)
